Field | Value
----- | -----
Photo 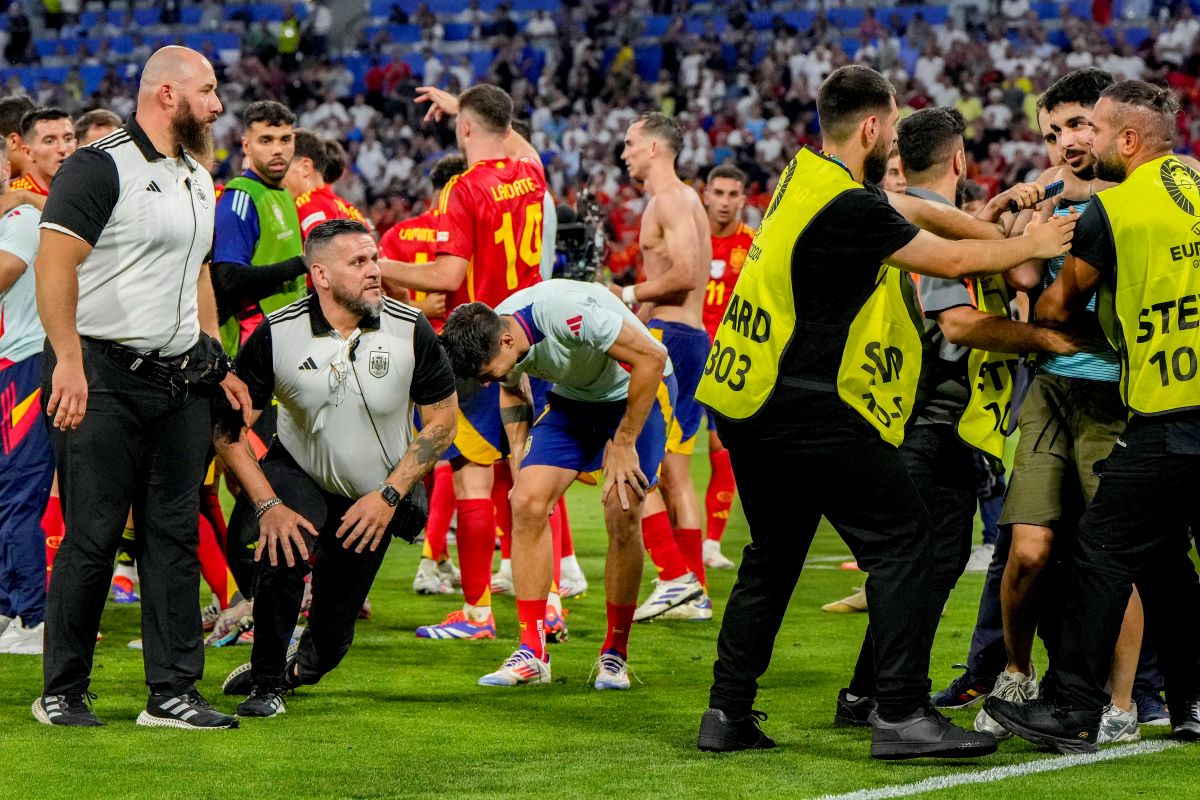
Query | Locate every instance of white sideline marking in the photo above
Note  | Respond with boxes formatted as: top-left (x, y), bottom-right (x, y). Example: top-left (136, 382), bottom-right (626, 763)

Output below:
top-left (813, 740), bottom-right (1181, 800)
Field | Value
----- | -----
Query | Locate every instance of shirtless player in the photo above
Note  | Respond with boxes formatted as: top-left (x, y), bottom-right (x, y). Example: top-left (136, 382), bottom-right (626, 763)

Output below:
top-left (612, 113), bottom-right (714, 621)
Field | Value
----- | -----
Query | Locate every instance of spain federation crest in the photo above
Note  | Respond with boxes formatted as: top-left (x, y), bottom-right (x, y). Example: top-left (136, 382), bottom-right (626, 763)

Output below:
top-left (368, 350), bottom-right (390, 378)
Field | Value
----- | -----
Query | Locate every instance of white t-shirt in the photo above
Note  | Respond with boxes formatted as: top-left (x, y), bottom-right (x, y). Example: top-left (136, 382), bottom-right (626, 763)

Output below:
top-left (495, 280), bottom-right (672, 403)
top-left (0, 204), bottom-right (43, 364)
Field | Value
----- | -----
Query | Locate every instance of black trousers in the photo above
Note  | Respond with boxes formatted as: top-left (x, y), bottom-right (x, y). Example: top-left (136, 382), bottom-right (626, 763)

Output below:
top-left (710, 391), bottom-right (944, 721)
top-left (42, 340), bottom-right (211, 696)
top-left (847, 422), bottom-right (976, 698)
top-left (223, 404), bottom-right (279, 599)
top-left (1049, 415), bottom-right (1200, 709)
top-left (250, 445), bottom-right (393, 690)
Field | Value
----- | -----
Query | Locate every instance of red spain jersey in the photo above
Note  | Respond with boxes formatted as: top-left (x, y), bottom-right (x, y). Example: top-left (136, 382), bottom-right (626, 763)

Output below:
top-left (9, 174), bottom-right (48, 196)
top-left (295, 184), bottom-right (367, 240)
top-left (381, 210), bottom-right (445, 330)
top-left (436, 157), bottom-right (546, 310)
top-left (703, 222), bottom-right (755, 338)
top-left (380, 210), bottom-right (438, 263)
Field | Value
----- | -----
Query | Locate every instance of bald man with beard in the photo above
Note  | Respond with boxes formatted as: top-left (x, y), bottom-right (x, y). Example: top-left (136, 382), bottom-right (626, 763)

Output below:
top-left (32, 46), bottom-right (249, 730)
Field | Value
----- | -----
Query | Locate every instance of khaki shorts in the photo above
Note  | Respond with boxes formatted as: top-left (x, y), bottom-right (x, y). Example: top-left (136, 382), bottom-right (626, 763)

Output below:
top-left (999, 372), bottom-right (1127, 528)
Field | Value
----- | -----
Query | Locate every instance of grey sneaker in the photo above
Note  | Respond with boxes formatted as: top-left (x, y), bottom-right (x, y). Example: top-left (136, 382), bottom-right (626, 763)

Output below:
top-left (1097, 703), bottom-right (1140, 744)
top-left (236, 686), bottom-right (287, 718)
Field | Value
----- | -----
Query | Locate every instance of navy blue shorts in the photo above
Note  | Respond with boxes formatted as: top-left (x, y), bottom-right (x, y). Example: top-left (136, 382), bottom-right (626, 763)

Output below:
top-left (648, 320), bottom-right (709, 455)
top-left (522, 375), bottom-right (678, 488)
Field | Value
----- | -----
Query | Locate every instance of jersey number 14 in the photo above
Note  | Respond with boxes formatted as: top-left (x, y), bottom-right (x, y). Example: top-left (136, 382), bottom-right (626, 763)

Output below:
top-left (494, 202), bottom-right (544, 289)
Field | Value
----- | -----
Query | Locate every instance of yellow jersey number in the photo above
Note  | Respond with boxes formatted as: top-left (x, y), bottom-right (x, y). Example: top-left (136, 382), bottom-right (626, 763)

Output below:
top-left (494, 202), bottom-right (544, 289)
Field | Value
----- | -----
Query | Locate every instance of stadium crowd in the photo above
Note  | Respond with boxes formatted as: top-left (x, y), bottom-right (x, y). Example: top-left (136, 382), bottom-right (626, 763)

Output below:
top-left (0, 0), bottom-right (1199, 764)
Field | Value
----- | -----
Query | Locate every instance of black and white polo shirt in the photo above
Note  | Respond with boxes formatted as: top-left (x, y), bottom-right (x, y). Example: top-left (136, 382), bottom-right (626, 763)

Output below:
top-left (236, 294), bottom-right (455, 499)
top-left (39, 115), bottom-right (216, 357)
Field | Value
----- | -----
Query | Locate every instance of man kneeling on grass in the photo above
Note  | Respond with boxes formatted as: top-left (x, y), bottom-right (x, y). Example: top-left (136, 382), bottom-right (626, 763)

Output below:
top-left (440, 279), bottom-right (675, 689)
top-left (216, 220), bottom-right (458, 717)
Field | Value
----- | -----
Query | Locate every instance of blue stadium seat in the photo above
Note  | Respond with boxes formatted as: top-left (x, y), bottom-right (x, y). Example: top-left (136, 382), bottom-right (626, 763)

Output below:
top-left (1121, 26), bottom-right (1151, 48)
top-left (827, 8), bottom-right (865, 28)
top-left (183, 32), bottom-right (241, 52)
top-left (109, 36), bottom-right (134, 56)
top-left (1031, 1), bottom-right (1061, 20)
top-left (79, 65), bottom-right (105, 94)
top-left (684, 15), bottom-right (726, 35)
top-left (511, 0), bottom-right (558, 9)
top-left (635, 45), bottom-right (662, 83)
top-left (444, 22), bottom-right (474, 41)
top-left (644, 15), bottom-right (672, 37)
top-left (469, 49), bottom-right (494, 78)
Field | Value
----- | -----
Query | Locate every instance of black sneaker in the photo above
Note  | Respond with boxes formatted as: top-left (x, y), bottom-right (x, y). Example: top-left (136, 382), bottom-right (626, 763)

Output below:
top-left (1170, 698), bottom-right (1200, 742)
top-left (697, 708), bottom-right (777, 752)
top-left (225, 641), bottom-right (300, 696)
top-left (31, 690), bottom-right (104, 727)
top-left (983, 696), bottom-right (1101, 754)
top-left (834, 688), bottom-right (877, 727)
top-left (137, 690), bottom-right (239, 729)
top-left (237, 686), bottom-right (288, 718)
top-left (1134, 687), bottom-right (1171, 726)
top-left (870, 706), bottom-right (998, 760)
top-left (931, 664), bottom-right (994, 709)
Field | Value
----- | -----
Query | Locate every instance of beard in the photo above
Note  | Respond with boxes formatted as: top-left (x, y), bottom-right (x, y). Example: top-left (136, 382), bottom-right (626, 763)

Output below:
top-left (863, 138), bottom-right (891, 186)
top-left (171, 101), bottom-right (213, 156)
top-left (332, 282), bottom-right (383, 319)
top-left (1094, 143), bottom-right (1127, 183)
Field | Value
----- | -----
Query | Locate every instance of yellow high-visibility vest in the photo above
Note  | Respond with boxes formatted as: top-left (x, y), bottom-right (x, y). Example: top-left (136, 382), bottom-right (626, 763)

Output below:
top-left (696, 148), bottom-right (925, 445)
top-left (1097, 155), bottom-right (1200, 415)
top-left (956, 274), bottom-right (1019, 461)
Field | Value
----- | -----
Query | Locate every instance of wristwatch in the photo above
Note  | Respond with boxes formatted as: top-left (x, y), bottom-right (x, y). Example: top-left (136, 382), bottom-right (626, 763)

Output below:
top-left (379, 482), bottom-right (401, 507)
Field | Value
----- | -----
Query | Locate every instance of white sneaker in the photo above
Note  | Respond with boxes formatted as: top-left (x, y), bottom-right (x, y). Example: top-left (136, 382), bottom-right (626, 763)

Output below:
top-left (205, 600), bottom-right (254, 648)
top-left (490, 560), bottom-right (514, 595)
top-left (436, 558), bottom-right (462, 590)
top-left (633, 572), bottom-right (704, 622)
top-left (1098, 703), bottom-right (1141, 744)
top-left (559, 556), bottom-right (589, 598)
top-left (964, 543), bottom-right (996, 574)
top-left (975, 667), bottom-right (1038, 739)
top-left (413, 558), bottom-right (454, 595)
top-left (477, 647), bottom-right (551, 687)
top-left (0, 614), bottom-right (12, 638)
top-left (703, 539), bottom-right (736, 570)
top-left (660, 594), bottom-right (713, 621)
top-left (592, 651), bottom-right (632, 690)
top-left (0, 617), bottom-right (44, 655)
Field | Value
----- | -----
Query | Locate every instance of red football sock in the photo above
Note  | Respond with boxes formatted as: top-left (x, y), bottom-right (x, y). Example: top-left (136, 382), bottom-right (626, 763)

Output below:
top-left (41, 495), bottom-right (64, 589)
top-left (550, 505), bottom-right (564, 587)
top-left (198, 514), bottom-right (240, 609)
top-left (705, 448), bottom-right (736, 542)
top-left (602, 602), bottom-right (637, 660)
top-left (641, 510), bottom-right (689, 581)
top-left (558, 498), bottom-right (574, 556)
top-left (492, 462), bottom-right (513, 558)
top-left (200, 481), bottom-right (228, 550)
top-left (424, 463), bottom-right (455, 561)
top-left (456, 498), bottom-right (495, 607)
top-left (516, 598), bottom-right (548, 659)
top-left (674, 527), bottom-right (705, 589)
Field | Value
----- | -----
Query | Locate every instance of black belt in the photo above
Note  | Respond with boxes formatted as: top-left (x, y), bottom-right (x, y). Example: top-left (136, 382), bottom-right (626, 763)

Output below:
top-left (779, 376), bottom-right (836, 393)
top-left (83, 337), bottom-right (190, 390)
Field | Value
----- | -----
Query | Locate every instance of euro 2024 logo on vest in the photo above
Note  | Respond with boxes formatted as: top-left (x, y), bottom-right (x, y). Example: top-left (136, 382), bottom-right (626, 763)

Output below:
top-left (1161, 158), bottom-right (1200, 238)
top-left (368, 350), bottom-right (390, 378)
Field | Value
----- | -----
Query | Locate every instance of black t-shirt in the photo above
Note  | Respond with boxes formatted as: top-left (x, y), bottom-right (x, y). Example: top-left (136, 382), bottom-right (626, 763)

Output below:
top-left (1069, 201), bottom-right (1117, 273)
top-left (780, 181), bottom-right (921, 381)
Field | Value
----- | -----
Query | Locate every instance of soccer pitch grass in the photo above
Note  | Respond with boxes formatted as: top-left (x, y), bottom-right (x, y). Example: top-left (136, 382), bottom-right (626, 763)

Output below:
top-left (2, 453), bottom-right (1197, 800)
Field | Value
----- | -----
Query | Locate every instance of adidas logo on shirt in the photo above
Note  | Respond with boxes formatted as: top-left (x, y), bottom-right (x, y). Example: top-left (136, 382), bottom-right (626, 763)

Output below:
top-left (146, 181), bottom-right (162, 193)
top-left (298, 357), bottom-right (318, 370)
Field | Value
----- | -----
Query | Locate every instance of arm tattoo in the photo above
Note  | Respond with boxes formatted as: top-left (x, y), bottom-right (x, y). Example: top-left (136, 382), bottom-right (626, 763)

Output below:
top-left (500, 405), bottom-right (533, 425)
top-left (388, 422), bottom-right (455, 491)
